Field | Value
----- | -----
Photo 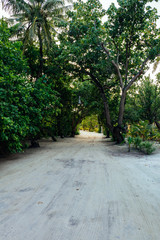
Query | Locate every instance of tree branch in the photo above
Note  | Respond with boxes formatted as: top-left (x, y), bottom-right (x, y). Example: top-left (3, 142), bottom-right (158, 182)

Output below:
top-left (125, 41), bottom-right (130, 86)
top-left (125, 57), bottom-right (150, 91)
top-left (81, 68), bottom-right (113, 130)
top-left (101, 42), bottom-right (124, 89)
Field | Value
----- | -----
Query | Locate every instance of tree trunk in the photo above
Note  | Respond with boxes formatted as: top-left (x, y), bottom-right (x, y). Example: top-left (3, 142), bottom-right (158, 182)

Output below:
top-left (95, 84), bottom-right (113, 134)
top-left (88, 72), bottom-right (113, 133)
top-left (110, 89), bottom-right (127, 143)
top-left (102, 94), bottom-right (113, 131)
top-left (71, 117), bottom-right (81, 137)
top-left (100, 91), bottom-right (126, 143)
top-left (112, 126), bottom-right (124, 144)
top-left (100, 89), bottom-right (126, 143)
top-left (38, 25), bottom-right (43, 78)
top-left (71, 128), bottom-right (76, 137)
top-left (57, 118), bottom-right (64, 138)
top-left (51, 136), bottom-right (57, 141)
top-left (118, 89), bottom-right (127, 126)
top-left (30, 140), bottom-right (40, 148)
top-left (155, 121), bottom-right (160, 130)
top-left (88, 72), bottom-right (126, 143)
top-left (106, 130), bottom-right (110, 138)
top-left (101, 91), bottom-right (125, 143)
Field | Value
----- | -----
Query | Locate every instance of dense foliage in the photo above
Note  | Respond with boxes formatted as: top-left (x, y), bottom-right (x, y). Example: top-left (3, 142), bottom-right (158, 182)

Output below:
top-left (0, 20), bottom-right (60, 153)
top-left (80, 115), bottom-right (99, 133)
top-left (1, 0), bottom-right (160, 154)
top-left (125, 77), bottom-right (160, 124)
top-left (2, 0), bottom-right (69, 77)
top-left (58, 0), bottom-right (160, 143)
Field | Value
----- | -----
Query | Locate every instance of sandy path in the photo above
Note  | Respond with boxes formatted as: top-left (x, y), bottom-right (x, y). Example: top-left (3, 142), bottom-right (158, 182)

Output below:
top-left (0, 131), bottom-right (160, 240)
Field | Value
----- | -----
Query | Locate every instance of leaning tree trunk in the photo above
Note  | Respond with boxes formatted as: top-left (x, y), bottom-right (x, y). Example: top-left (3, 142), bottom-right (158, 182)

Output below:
top-left (101, 92), bottom-right (113, 132)
top-left (112, 89), bottom-right (127, 143)
top-left (90, 74), bottom-right (113, 133)
top-left (71, 114), bottom-right (83, 137)
top-left (37, 25), bottom-right (43, 78)
top-left (87, 71), bottom-right (127, 143)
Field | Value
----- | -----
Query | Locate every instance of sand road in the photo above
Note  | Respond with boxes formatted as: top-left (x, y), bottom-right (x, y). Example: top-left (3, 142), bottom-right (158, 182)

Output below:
top-left (0, 131), bottom-right (160, 240)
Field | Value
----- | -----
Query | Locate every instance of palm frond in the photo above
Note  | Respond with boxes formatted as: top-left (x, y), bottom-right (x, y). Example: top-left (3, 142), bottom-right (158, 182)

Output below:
top-left (23, 24), bottom-right (32, 48)
top-left (29, 17), bottom-right (38, 40)
top-left (42, 20), bottom-right (52, 48)
top-left (2, 0), bottom-right (70, 54)
top-left (153, 57), bottom-right (160, 73)
top-left (2, 0), bottom-right (29, 14)
top-left (43, 0), bottom-right (65, 10)
top-left (28, 0), bottom-right (36, 8)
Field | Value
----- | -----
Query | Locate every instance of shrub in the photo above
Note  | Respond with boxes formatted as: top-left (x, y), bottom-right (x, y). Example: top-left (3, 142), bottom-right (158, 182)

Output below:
top-left (0, 20), bottom-right (61, 153)
top-left (127, 136), bottom-right (155, 155)
top-left (139, 141), bottom-right (155, 155)
top-left (133, 137), bottom-right (142, 149)
top-left (129, 120), bottom-right (152, 140)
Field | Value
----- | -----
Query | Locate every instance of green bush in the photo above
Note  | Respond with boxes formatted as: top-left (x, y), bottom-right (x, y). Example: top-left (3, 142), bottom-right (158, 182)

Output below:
top-left (133, 137), bottom-right (142, 149)
top-left (0, 20), bottom-right (61, 153)
top-left (80, 115), bottom-right (99, 133)
top-left (139, 141), bottom-right (155, 155)
top-left (129, 120), bottom-right (152, 140)
top-left (127, 136), bottom-right (155, 155)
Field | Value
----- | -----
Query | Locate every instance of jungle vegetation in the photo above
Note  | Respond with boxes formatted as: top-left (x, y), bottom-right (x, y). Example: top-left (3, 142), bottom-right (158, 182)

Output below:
top-left (0, 0), bottom-right (160, 154)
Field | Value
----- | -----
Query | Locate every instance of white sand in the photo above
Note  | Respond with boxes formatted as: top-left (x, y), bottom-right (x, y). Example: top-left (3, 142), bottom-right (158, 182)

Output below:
top-left (0, 131), bottom-right (160, 240)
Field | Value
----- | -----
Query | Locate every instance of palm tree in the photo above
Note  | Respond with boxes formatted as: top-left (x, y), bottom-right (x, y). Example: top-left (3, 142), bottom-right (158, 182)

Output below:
top-left (2, 0), bottom-right (71, 77)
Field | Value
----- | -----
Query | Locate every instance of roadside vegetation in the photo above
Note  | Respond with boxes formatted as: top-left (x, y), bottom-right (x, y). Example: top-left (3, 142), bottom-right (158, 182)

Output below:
top-left (80, 115), bottom-right (100, 133)
top-left (0, 0), bottom-right (160, 154)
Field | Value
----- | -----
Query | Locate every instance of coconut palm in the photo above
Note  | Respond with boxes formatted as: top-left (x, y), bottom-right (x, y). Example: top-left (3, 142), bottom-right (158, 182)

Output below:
top-left (2, 0), bottom-right (71, 77)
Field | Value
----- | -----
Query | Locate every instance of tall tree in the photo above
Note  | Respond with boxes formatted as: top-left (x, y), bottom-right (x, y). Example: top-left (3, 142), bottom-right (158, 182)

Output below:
top-left (102, 0), bottom-right (160, 129)
top-left (60, 0), bottom-right (160, 142)
top-left (2, 0), bottom-right (70, 77)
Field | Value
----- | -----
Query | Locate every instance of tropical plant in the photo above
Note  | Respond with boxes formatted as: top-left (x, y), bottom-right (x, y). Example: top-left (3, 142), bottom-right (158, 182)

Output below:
top-left (59, 0), bottom-right (160, 143)
top-left (133, 137), bottom-right (142, 150)
top-left (26, 76), bottom-right (61, 145)
top-left (129, 120), bottom-right (153, 141)
top-left (2, 0), bottom-right (71, 77)
top-left (0, 20), bottom-right (61, 153)
top-left (128, 136), bottom-right (155, 155)
top-left (0, 19), bottom-right (29, 153)
top-left (125, 76), bottom-right (160, 136)
top-left (124, 76), bottom-right (160, 124)
top-left (138, 77), bottom-right (160, 124)
top-left (127, 136), bottom-right (133, 152)
top-left (139, 141), bottom-right (155, 155)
